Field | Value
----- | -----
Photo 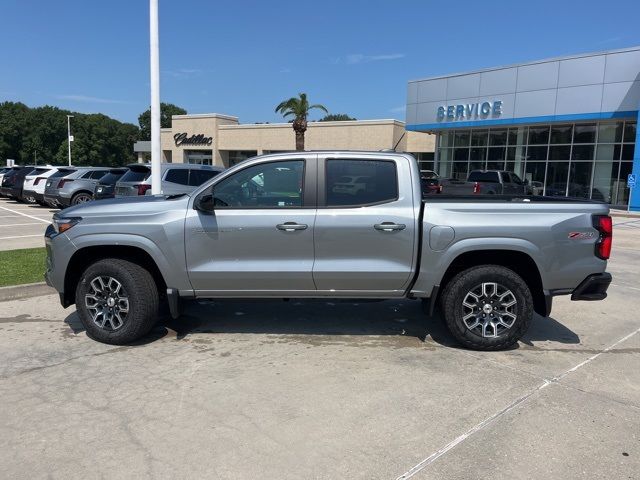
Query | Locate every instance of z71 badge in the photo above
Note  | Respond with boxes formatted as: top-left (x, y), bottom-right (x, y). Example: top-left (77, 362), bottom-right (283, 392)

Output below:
top-left (568, 231), bottom-right (595, 239)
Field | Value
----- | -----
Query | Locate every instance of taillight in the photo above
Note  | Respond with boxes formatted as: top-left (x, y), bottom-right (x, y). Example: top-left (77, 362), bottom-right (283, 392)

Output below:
top-left (473, 182), bottom-right (480, 194)
top-left (58, 179), bottom-right (74, 188)
top-left (593, 215), bottom-right (613, 260)
top-left (33, 176), bottom-right (47, 185)
top-left (136, 184), bottom-right (152, 195)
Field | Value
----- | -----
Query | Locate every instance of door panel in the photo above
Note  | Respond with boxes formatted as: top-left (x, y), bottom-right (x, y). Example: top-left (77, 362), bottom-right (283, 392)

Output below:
top-left (185, 209), bottom-right (316, 292)
top-left (185, 156), bottom-right (317, 294)
top-left (313, 156), bottom-right (417, 293)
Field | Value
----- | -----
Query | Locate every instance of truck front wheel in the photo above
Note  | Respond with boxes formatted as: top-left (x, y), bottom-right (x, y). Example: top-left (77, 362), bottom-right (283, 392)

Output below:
top-left (75, 258), bottom-right (159, 345)
top-left (441, 265), bottom-right (533, 351)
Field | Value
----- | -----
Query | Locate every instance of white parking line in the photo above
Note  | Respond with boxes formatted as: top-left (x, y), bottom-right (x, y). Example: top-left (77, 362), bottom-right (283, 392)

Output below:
top-left (396, 325), bottom-right (640, 479)
top-left (0, 206), bottom-right (51, 224)
top-left (0, 222), bottom-right (45, 227)
top-left (0, 234), bottom-right (44, 240)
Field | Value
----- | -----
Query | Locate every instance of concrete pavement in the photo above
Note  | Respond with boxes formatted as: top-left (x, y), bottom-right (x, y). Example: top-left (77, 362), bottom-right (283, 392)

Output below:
top-left (0, 219), bottom-right (638, 479)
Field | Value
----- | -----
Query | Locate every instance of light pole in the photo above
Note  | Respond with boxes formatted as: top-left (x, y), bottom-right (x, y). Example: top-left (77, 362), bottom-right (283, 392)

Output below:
top-left (149, 0), bottom-right (161, 194)
top-left (66, 115), bottom-right (74, 166)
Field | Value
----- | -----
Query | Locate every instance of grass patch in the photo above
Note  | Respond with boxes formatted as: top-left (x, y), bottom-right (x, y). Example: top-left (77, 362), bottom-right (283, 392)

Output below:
top-left (0, 247), bottom-right (47, 287)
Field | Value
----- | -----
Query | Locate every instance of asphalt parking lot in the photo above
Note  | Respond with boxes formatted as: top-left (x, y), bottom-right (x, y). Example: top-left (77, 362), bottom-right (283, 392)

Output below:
top-left (0, 204), bottom-right (639, 479)
top-left (0, 197), bottom-right (54, 250)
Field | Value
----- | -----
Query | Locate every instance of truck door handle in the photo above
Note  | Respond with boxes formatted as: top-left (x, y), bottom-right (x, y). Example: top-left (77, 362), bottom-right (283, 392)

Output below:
top-left (276, 222), bottom-right (308, 232)
top-left (374, 222), bottom-right (406, 232)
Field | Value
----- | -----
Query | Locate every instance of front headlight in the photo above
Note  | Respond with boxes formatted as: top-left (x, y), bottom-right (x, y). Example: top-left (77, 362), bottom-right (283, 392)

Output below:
top-left (52, 216), bottom-right (82, 234)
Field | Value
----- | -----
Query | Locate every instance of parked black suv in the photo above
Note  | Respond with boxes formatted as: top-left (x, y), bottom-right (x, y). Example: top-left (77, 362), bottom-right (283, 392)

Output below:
top-left (0, 166), bottom-right (35, 201)
top-left (93, 168), bottom-right (128, 200)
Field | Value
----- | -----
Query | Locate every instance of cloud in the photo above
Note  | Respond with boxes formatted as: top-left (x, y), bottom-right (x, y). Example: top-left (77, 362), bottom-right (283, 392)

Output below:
top-left (337, 53), bottom-right (406, 65)
top-left (280, 67), bottom-right (292, 73)
top-left (390, 105), bottom-right (406, 113)
top-left (55, 94), bottom-right (131, 104)
top-left (164, 68), bottom-right (202, 78)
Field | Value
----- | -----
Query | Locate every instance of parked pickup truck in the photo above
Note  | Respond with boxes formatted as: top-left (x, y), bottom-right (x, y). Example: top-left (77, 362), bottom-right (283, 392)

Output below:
top-left (441, 170), bottom-right (531, 195)
top-left (44, 151), bottom-right (612, 350)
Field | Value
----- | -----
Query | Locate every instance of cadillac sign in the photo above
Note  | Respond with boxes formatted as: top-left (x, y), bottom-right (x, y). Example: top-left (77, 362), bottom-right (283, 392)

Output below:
top-left (437, 100), bottom-right (503, 121)
top-left (174, 132), bottom-right (213, 147)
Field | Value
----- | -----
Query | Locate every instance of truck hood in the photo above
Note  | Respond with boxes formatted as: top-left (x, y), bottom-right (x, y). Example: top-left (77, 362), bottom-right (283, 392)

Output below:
top-left (60, 194), bottom-right (190, 218)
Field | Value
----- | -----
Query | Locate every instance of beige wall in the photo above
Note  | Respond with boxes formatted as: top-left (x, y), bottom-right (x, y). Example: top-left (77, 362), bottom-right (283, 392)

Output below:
top-left (160, 115), bottom-right (435, 166)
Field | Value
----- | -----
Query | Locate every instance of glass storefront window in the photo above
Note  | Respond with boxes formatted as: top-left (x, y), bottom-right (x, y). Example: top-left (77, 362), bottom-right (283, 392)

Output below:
top-left (624, 122), bottom-right (637, 143)
top-left (528, 126), bottom-right (550, 145)
top-left (617, 162), bottom-right (633, 205)
top-left (436, 120), bottom-right (635, 206)
top-left (545, 162), bottom-right (569, 197)
top-left (489, 129), bottom-right (507, 146)
top-left (440, 131), bottom-right (453, 148)
top-left (571, 145), bottom-right (594, 161)
top-left (438, 148), bottom-right (451, 162)
top-left (621, 144), bottom-right (635, 160)
top-left (452, 162), bottom-right (468, 180)
top-left (524, 162), bottom-right (546, 194)
top-left (549, 145), bottom-right (571, 160)
top-left (574, 124), bottom-right (597, 143)
top-left (487, 146), bottom-right (506, 161)
top-left (471, 130), bottom-right (488, 147)
top-left (592, 161), bottom-right (618, 204)
top-left (454, 131), bottom-right (470, 147)
top-left (550, 125), bottom-right (573, 144)
top-left (470, 147), bottom-right (487, 161)
top-left (453, 148), bottom-right (469, 161)
top-left (527, 146), bottom-right (548, 160)
top-left (469, 161), bottom-right (485, 172)
top-left (595, 144), bottom-right (620, 161)
top-left (568, 162), bottom-right (592, 198)
top-left (597, 122), bottom-right (623, 143)
top-left (508, 127), bottom-right (527, 145)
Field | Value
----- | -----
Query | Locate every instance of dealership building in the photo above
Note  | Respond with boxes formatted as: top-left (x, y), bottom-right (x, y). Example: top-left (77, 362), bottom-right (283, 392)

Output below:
top-left (406, 46), bottom-right (640, 210)
top-left (134, 115), bottom-right (435, 171)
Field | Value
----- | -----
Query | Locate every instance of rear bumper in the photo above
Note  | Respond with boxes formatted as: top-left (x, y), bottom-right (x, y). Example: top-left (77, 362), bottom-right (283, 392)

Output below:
top-left (44, 194), bottom-right (61, 206)
top-left (571, 273), bottom-right (612, 301)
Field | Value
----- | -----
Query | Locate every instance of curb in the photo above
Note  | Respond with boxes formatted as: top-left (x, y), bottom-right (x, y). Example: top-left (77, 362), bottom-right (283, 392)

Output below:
top-left (0, 282), bottom-right (57, 302)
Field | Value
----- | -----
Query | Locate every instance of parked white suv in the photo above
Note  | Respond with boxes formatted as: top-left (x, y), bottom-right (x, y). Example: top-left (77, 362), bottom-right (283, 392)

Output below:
top-left (22, 166), bottom-right (58, 205)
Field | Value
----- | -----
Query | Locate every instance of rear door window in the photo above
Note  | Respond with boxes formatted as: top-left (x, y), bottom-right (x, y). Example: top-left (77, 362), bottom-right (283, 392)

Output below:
top-left (325, 159), bottom-right (398, 207)
top-left (164, 169), bottom-right (190, 185)
top-left (90, 170), bottom-right (107, 179)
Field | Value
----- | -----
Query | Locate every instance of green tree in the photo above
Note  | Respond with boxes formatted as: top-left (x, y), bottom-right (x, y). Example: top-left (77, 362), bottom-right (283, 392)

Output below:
top-left (0, 101), bottom-right (138, 166)
top-left (319, 113), bottom-right (356, 122)
top-left (138, 103), bottom-right (187, 140)
top-left (275, 93), bottom-right (328, 151)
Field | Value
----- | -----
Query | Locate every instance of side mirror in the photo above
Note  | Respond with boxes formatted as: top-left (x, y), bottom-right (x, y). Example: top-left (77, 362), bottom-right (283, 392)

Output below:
top-left (195, 193), bottom-right (215, 214)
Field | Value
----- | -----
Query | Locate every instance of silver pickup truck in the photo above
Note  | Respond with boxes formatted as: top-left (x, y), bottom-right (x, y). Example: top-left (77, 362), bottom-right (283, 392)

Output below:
top-left (44, 151), bottom-right (612, 350)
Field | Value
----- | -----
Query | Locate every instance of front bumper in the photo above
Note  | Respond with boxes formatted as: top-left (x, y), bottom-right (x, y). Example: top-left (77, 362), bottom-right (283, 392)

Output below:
top-left (571, 273), bottom-right (612, 301)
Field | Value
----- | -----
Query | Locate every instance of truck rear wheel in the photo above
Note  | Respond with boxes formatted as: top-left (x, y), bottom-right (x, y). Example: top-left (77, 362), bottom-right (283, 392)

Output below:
top-left (75, 258), bottom-right (159, 345)
top-left (441, 265), bottom-right (533, 351)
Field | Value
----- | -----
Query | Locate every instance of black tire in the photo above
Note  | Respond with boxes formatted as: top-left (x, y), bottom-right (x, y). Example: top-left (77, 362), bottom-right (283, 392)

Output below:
top-left (441, 265), bottom-right (533, 351)
top-left (71, 192), bottom-right (93, 205)
top-left (75, 258), bottom-right (159, 345)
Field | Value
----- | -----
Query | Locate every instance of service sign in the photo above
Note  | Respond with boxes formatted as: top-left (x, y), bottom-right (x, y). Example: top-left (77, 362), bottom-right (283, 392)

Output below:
top-left (437, 100), bottom-right (503, 121)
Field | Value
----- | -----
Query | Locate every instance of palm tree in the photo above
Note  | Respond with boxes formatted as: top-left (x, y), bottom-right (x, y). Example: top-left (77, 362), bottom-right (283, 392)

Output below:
top-left (275, 93), bottom-right (328, 151)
